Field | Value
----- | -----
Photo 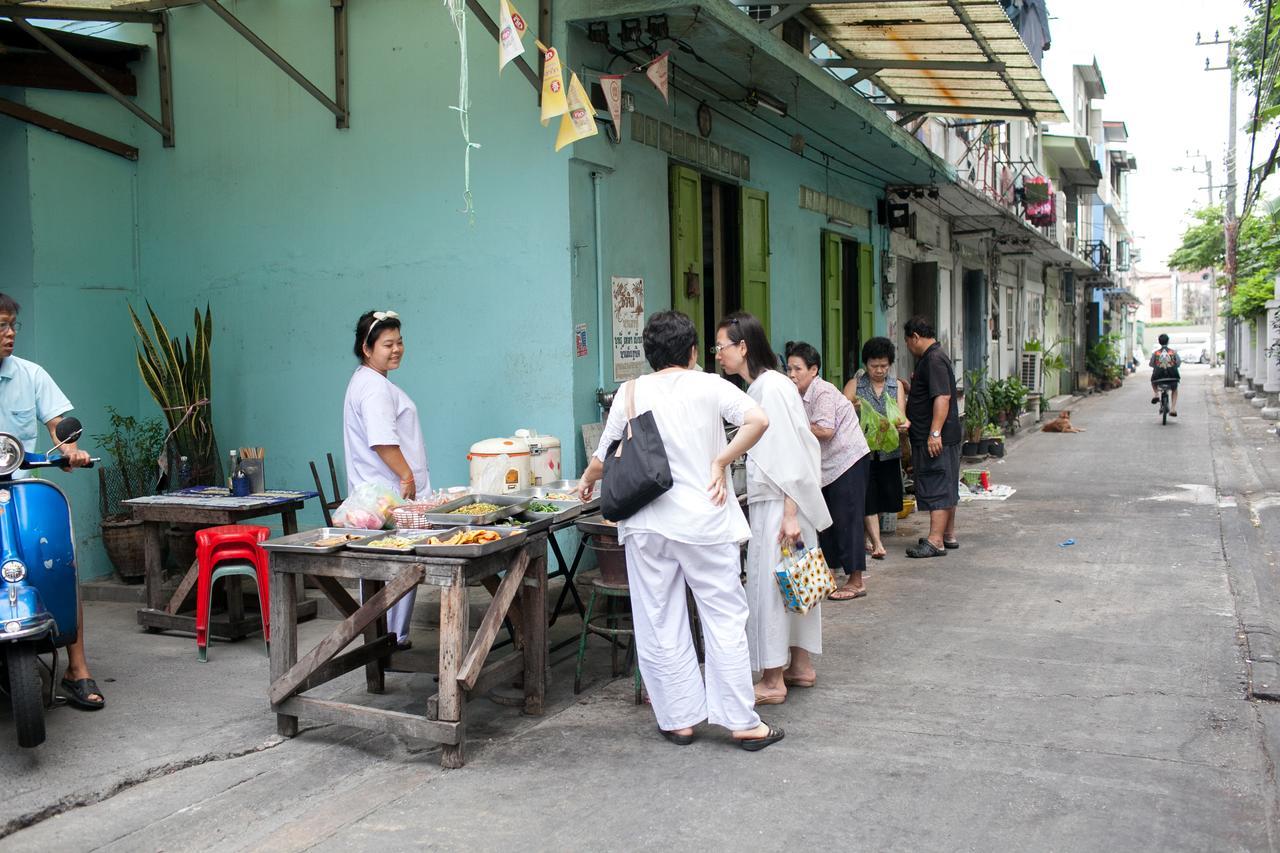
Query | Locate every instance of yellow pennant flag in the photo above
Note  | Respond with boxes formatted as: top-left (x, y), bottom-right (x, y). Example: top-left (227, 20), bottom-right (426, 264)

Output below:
top-left (497, 0), bottom-right (527, 73)
top-left (538, 42), bottom-right (568, 126)
top-left (555, 71), bottom-right (598, 152)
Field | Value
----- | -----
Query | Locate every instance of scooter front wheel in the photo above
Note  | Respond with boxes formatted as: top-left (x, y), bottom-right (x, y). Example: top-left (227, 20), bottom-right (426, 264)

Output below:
top-left (5, 643), bottom-right (45, 748)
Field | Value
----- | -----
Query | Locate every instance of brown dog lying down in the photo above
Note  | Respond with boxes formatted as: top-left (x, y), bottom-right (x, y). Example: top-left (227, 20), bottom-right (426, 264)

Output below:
top-left (1041, 410), bottom-right (1086, 433)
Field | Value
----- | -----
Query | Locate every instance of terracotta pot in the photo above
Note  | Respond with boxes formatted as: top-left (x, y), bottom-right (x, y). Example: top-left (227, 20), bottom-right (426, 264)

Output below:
top-left (101, 517), bottom-right (146, 583)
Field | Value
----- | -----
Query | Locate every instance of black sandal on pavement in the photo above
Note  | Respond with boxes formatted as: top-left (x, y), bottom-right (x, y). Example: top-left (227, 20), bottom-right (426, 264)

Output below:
top-left (737, 724), bottom-right (785, 752)
top-left (907, 540), bottom-right (946, 558)
top-left (660, 729), bottom-right (694, 746)
top-left (60, 677), bottom-right (105, 710)
top-left (1170, 412), bottom-right (1179, 417)
top-left (919, 537), bottom-right (959, 550)
top-left (1151, 396), bottom-right (1159, 404)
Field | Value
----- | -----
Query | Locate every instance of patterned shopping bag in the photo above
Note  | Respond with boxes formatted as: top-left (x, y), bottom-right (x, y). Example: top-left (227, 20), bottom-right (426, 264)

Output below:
top-left (773, 544), bottom-right (837, 614)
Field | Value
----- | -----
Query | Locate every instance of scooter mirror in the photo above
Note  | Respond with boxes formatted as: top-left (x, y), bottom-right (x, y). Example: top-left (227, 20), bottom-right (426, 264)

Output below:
top-left (54, 417), bottom-right (82, 445)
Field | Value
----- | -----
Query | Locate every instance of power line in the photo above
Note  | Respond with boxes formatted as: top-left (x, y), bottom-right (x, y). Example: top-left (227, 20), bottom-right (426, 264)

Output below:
top-left (1243, 0), bottom-right (1275, 217)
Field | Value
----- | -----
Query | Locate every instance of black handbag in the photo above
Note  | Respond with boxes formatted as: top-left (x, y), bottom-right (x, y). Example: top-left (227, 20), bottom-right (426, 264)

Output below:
top-left (601, 379), bottom-right (673, 520)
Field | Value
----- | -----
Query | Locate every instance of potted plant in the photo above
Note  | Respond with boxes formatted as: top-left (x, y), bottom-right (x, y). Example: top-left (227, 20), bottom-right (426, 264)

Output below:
top-left (94, 407), bottom-right (166, 582)
top-left (983, 422), bottom-right (1005, 457)
top-left (130, 302), bottom-right (220, 569)
top-left (1087, 334), bottom-right (1125, 390)
top-left (990, 376), bottom-right (1030, 434)
top-left (961, 367), bottom-right (990, 457)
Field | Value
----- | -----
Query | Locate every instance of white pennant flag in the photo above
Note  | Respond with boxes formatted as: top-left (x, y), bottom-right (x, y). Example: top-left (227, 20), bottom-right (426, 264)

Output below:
top-left (497, 0), bottom-right (528, 72)
top-left (601, 74), bottom-right (624, 136)
top-left (645, 51), bottom-right (670, 104)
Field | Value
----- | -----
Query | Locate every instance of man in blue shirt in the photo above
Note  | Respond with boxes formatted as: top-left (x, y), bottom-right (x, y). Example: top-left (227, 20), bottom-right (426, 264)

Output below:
top-left (0, 294), bottom-right (100, 709)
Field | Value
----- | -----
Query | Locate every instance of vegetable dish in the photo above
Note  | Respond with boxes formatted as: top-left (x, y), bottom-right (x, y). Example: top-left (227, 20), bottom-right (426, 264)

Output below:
top-left (448, 502), bottom-right (502, 515)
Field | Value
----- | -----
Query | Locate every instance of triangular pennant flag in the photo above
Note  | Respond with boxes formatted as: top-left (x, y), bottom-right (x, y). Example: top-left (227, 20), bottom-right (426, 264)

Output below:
top-left (497, 0), bottom-right (527, 72)
top-left (555, 72), bottom-right (598, 151)
top-left (539, 43), bottom-right (568, 126)
top-left (601, 74), bottom-right (625, 137)
top-left (645, 51), bottom-right (670, 104)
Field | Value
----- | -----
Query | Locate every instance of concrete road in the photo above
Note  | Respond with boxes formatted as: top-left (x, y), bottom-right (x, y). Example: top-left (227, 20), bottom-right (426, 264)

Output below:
top-left (3, 364), bottom-right (1278, 851)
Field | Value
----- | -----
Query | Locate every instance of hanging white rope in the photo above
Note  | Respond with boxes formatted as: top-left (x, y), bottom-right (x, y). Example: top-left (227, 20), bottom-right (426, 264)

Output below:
top-left (443, 0), bottom-right (480, 217)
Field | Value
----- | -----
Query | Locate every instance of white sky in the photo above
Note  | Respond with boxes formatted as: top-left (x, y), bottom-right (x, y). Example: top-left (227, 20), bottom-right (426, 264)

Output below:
top-left (1040, 0), bottom-right (1249, 269)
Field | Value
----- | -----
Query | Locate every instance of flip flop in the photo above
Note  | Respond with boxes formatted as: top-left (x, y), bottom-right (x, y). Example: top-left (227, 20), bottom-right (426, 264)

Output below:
top-left (659, 728), bottom-right (694, 746)
top-left (783, 676), bottom-right (816, 688)
top-left (753, 692), bottom-right (787, 706)
top-left (60, 677), bottom-right (105, 710)
top-left (871, 551), bottom-right (886, 560)
top-left (829, 587), bottom-right (866, 600)
top-left (737, 724), bottom-right (785, 752)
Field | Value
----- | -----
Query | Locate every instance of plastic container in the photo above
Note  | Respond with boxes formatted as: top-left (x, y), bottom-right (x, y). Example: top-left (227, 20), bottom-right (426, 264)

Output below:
top-left (468, 437), bottom-right (531, 494)
top-left (589, 533), bottom-right (628, 586)
top-left (514, 429), bottom-right (562, 486)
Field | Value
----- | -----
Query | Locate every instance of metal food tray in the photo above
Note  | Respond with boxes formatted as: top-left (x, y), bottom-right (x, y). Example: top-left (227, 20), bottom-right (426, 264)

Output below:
top-left (538, 479), bottom-right (602, 511)
top-left (575, 514), bottom-right (619, 538)
top-left (495, 515), bottom-right (555, 535)
top-left (417, 494), bottom-right (529, 526)
top-left (346, 529), bottom-right (439, 555)
top-left (262, 527), bottom-right (376, 554)
top-left (520, 498), bottom-right (584, 524)
top-left (413, 526), bottom-right (529, 558)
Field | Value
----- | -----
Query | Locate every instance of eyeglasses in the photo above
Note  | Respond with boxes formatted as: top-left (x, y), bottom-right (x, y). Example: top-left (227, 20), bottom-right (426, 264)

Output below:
top-left (0, 322), bottom-right (21, 334)
top-left (711, 341), bottom-right (742, 354)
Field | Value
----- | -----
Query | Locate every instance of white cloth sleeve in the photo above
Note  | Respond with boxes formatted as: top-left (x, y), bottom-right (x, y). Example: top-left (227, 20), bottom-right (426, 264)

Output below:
top-left (715, 376), bottom-right (758, 426)
top-left (593, 387), bottom-right (629, 462)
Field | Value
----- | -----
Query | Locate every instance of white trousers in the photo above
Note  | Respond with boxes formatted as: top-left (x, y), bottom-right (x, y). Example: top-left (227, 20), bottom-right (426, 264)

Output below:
top-left (360, 582), bottom-right (417, 644)
top-left (624, 532), bottom-right (761, 733)
top-left (745, 499), bottom-right (822, 671)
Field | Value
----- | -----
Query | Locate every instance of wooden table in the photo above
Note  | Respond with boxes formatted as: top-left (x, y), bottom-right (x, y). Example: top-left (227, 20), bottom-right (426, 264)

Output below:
top-left (267, 533), bottom-right (547, 769)
top-left (125, 488), bottom-right (319, 637)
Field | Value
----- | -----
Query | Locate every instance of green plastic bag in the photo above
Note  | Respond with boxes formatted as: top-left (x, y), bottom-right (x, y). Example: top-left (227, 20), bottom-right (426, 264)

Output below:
top-left (859, 392), bottom-right (903, 454)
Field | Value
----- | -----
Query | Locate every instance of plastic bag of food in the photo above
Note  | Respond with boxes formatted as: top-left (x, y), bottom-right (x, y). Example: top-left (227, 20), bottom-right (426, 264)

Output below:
top-left (332, 481), bottom-right (404, 529)
top-left (859, 395), bottom-right (904, 455)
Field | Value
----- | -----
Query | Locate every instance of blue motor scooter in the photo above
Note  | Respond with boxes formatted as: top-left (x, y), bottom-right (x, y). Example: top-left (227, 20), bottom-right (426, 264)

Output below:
top-left (0, 417), bottom-right (96, 748)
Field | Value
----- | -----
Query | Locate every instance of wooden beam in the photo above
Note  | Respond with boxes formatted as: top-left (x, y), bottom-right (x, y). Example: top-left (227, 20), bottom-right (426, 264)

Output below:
top-left (0, 53), bottom-right (137, 96)
top-left (880, 103), bottom-right (1037, 119)
top-left (289, 633), bottom-right (396, 696)
top-left (813, 58), bottom-right (1005, 72)
top-left (464, 0), bottom-right (539, 93)
top-left (275, 696), bottom-right (460, 745)
top-left (0, 4), bottom-right (160, 24)
top-left (457, 548), bottom-right (528, 691)
top-left (153, 13), bottom-right (174, 147)
top-left (0, 94), bottom-right (137, 160)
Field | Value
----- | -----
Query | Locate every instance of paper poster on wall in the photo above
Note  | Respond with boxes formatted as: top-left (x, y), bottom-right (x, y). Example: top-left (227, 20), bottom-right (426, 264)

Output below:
top-left (575, 323), bottom-right (589, 358)
top-left (612, 276), bottom-right (645, 382)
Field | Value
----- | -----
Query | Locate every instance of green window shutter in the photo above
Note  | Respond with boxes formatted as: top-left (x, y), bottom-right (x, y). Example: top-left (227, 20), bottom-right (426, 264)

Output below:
top-left (822, 231), bottom-right (843, 384)
top-left (669, 165), bottom-right (704, 357)
top-left (740, 187), bottom-right (771, 335)
top-left (859, 242), bottom-right (876, 345)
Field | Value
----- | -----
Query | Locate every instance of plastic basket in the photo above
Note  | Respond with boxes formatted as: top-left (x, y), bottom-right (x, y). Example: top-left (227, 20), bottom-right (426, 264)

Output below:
top-left (390, 493), bottom-right (453, 529)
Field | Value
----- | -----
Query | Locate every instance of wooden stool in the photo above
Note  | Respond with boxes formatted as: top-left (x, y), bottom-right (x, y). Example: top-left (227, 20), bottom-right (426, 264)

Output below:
top-left (573, 578), bottom-right (642, 704)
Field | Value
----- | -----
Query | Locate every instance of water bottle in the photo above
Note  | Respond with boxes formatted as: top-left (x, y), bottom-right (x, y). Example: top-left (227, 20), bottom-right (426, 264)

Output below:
top-left (178, 456), bottom-right (191, 490)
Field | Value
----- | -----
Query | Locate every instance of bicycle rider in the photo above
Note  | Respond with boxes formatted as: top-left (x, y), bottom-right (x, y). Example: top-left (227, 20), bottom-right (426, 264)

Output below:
top-left (1149, 333), bottom-right (1181, 417)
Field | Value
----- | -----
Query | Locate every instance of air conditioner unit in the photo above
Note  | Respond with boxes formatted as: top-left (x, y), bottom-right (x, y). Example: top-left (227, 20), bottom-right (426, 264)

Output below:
top-left (1020, 351), bottom-right (1043, 394)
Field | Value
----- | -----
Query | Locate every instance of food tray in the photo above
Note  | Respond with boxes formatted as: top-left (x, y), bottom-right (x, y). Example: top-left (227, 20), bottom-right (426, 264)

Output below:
top-left (537, 479), bottom-right (602, 511)
top-left (414, 526), bottom-right (529, 558)
top-left (520, 498), bottom-right (584, 524)
top-left (262, 527), bottom-right (375, 554)
top-left (494, 515), bottom-right (555, 535)
top-left (575, 514), bottom-right (619, 538)
top-left (346, 529), bottom-right (440, 555)
top-left (416, 493), bottom-right (529, 526)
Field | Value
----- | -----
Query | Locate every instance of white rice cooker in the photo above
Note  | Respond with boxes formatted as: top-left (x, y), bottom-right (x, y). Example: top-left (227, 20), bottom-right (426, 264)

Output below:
top-left (467, 437), bottom-right (531, 494)
top-left (514, 429), bottom-right (562, 485)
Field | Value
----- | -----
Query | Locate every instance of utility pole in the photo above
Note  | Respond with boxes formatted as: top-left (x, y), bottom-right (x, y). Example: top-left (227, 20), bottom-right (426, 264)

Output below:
top-left (1200, 31), bottom-right (1238, 385)
top-left (1184, 151), bottom-right (1220, 366)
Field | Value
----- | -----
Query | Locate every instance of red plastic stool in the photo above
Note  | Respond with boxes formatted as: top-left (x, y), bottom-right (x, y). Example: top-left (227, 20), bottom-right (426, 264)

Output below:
top-left (194, 525), bottom-right (271, 662)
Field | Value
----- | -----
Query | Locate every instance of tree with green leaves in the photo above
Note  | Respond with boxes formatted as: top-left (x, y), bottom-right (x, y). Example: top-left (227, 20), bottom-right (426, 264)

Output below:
top-left (1169, 202), bottom-right (1280, 317)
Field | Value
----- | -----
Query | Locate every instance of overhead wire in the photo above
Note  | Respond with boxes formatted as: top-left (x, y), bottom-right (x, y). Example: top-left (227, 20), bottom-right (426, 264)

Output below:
top-left (1242, 0), bottom-right (1274, 217)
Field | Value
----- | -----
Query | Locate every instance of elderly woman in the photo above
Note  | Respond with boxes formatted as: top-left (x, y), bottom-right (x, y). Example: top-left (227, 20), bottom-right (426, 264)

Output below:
top-left (579, 310), bottom-right (783, 751)
top-left (716, 314), bottom-right (831, 704)
top-left (784, 341), bottom-right (871, 600)
top-left (342, 310), bottom-right (430, 650)
top-left (847, 336), bottom-right (909, 560)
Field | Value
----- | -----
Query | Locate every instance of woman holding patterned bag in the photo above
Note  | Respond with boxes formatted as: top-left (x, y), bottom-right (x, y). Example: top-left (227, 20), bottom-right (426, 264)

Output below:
top-left (715, 313), bottom-right (831, 705)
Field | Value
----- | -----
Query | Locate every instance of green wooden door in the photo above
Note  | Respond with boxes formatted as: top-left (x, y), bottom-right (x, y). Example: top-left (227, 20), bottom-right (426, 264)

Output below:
top-left (669, 165), bottom-right (704, 357)
top-left (859, 242), bottom-right (876, 345)
top-left (822, 231), bottom-right (844, 384)
top-left (740, 187), bottom-right (771, 335)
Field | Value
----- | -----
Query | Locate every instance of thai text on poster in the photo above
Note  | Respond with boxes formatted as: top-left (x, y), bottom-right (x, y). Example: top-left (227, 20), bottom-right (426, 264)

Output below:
top-left (612, 276), bottom-right (645, 382)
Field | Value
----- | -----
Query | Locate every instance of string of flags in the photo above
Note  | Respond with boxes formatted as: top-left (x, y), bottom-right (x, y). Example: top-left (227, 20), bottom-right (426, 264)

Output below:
top-left (497, 0), bottom-right (670, 151)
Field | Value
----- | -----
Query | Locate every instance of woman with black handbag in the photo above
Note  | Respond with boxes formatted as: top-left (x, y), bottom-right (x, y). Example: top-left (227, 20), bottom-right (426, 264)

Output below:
top-left (579, 311), bottom-right (783, 751)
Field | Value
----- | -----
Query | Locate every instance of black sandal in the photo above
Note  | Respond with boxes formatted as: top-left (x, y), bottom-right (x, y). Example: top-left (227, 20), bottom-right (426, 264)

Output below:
top-left (60, 677), bottom-right (105, 710)
top-left (737, 724), bottom-right (785, 752)
top-left (659, 728), bottom-right (694, 746)
top-left (906, 540), bottom-right (946, 558)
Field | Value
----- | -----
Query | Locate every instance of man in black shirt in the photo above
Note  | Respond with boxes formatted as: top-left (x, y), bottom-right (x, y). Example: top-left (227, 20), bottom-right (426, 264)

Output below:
top-left (902, 315), bottom-right (960, 558)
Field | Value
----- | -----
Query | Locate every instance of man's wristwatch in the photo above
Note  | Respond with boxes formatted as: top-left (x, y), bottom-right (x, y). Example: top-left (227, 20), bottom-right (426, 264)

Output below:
top-left (930, 430), bottom-right (941, 438)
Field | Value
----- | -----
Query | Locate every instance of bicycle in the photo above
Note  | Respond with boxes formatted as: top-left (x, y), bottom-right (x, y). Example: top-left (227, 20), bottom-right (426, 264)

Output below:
top-left (1154, 378), bottom-right (1178, 425)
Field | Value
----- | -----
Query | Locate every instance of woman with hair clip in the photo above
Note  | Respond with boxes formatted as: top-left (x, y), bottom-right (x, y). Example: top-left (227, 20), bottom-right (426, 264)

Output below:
top-left (715, 312), bottom-right (831, 704)
top-left (342, 310), bottom-right (429, 650)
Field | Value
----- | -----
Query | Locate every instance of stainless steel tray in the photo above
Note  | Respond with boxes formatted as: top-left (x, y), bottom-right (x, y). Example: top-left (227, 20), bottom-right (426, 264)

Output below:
top-left (535, 479), bottom-right (601, 511)
top-left (262, 527), bottom-right (375, 554)
top-left (346, 529), bottom-right (439, 555)
top-left (520, 498), bottom-right (584, 524)
top-left (574, 514), bottom-right (619, 538)
top-left (418, 494), bottom-right (528, 526)
top-left (413, 526), bottom-right (529, 558)
top-left (494, 515), bottom-right (555, 535)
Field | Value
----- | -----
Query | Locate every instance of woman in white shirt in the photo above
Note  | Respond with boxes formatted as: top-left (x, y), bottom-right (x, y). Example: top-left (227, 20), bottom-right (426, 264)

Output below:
top-left (579, 310), bottom-right (783, 751)
top-left (342, 310), bottom-right (430, 650)
top-left (715, 313), bottom-right (831, 705)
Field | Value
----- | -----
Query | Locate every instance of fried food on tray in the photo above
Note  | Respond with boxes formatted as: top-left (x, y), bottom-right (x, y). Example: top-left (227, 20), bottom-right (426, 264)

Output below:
top-left (543, 492), bottom-right (579, 501)
top-left (426, 529), bottom-right (521, 546)
top-left (311, 533), bottom-right (364, 548)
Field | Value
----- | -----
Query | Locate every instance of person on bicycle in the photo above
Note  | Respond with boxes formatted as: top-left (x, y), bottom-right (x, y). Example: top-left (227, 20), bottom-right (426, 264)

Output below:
top-left (1149, 333), bottom-right (1181, 417)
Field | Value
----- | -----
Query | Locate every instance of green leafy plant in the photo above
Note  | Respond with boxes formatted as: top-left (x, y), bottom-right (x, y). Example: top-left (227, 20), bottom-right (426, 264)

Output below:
top-left (129, 302), bottom-right (220, 484)
top-left (989, 376), bottom-right (1030, 429)
top-left (1086, 333), bottom-right (1124, 385)
top-left (983, 422), bottom-right (1004, 441)
top-left (93, 407), bottom-right (166, 500)
top-left (962, 367), bottom-right (991, 443)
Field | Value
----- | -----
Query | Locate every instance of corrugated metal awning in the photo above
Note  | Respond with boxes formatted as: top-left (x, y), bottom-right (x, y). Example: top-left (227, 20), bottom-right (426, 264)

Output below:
top-left (792, 0), bottom-right (1068, 123)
